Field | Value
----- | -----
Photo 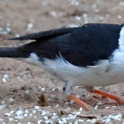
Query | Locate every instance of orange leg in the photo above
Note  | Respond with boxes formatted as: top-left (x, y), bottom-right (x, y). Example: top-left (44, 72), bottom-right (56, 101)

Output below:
top-left (69, 94), bottom-right (90, 111)
top-left (94, 89), bottom-right (124, 104)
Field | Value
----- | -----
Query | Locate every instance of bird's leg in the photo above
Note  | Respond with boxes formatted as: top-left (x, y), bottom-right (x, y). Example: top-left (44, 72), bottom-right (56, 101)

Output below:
top-left (69, 94), bottom-right (89, 111)
top-left (85, 86), bottom-right (124, 105)
top-left (64, 82), bottom-right (90, 111)
top-left (93, 89), bottom-right (124, 105)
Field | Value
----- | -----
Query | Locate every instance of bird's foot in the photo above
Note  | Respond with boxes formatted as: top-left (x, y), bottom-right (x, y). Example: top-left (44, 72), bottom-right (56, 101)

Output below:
top-left (69, 94), bottom-right (92, 111)
top-left (93, 89), bottom-right (124, 105)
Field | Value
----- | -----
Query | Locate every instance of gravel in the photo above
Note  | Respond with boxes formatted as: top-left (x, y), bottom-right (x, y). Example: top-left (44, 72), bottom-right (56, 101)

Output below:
top-left (0, 0), bottom-right (124, 123)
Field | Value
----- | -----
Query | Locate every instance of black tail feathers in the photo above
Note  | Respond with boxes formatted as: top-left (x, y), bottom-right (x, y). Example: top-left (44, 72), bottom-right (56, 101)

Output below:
top-left (0, 47), bottom-right (27, 58)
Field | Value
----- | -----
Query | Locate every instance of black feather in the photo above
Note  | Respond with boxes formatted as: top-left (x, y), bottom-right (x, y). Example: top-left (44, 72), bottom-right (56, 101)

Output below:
top-left (17, 23), bottom-right (121, 66)
top-left (3, 23), bottom-right (122, 67)
top-left (9, 27), bottom-right (78, 41)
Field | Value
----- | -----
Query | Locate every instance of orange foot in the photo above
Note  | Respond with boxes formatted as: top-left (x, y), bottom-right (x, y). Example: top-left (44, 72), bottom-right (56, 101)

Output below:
top-left (93, 89), bottom-right (124, 105)
top-left (69, 90), bottom-right (124, 111)
top-left (69, 94), bottom-right (91, 111)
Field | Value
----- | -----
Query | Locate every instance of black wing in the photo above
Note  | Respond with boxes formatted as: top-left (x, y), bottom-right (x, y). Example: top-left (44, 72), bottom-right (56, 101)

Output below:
top-left (9, 27), bottom-right (78, 40)
top-left (17, 23), bottom-right (121, 67)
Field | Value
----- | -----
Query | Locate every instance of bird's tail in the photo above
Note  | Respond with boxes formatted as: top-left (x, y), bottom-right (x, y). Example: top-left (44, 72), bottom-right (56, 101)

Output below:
top-left (0, 47), bottom-right (27, 58)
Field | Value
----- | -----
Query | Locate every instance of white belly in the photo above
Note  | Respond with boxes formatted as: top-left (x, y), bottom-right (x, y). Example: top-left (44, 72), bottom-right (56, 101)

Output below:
top-left (22, 52), bottom-right (124, 87)
top-left (43, 57), bottom-right (124, 87)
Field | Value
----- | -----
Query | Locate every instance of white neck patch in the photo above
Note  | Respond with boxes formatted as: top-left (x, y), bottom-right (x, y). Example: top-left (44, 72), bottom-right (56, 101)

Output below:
top-left (119, 25), bottom-right (124, 52)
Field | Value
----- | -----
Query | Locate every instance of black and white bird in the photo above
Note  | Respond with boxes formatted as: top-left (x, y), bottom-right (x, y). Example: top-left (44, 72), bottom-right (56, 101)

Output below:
top-left (1, 23), bottom-right (124, 110)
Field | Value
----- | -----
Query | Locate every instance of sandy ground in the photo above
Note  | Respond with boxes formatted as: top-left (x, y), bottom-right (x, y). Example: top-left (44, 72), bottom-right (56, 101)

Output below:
top-left (1, 0), bottom-right (124, 123)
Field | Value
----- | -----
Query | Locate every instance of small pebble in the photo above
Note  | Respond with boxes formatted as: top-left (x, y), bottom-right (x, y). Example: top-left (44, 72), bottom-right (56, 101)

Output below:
top-left (55, 104), bottom-right (59, 108)
top-left (94, 105), bottom-right (99, 109)
top-left (27, 22), bottom-right (34, 31)
top-left (37, 120), bottom-right (42, 124)
top-left (75, 112), bottom-right (80, 115)
top-left (70, 100), bottom-right (74, 104)
top-left (25, 109), bottom-right (29, 114)
top-left (1, 101), bottom-right (6, 105)
top-left (41, 110), bottom-right (46, 115)
top-left (3, 74), bottom-right (9, 78)
top-left (79, 107), bottom-right (83, 111)
top-left (24, 92), bottom-right (31, 100)
top-left (44, 116), bottom-right (48, 120)
top-left (18, 107), bottom-right (23, 110)
top-left (27, 122), bottom-right (31, 124)
top-left (53, 113), bottom-right (57, 116)
top-left (50, 94), bottom-right (56, 98)
top-left (33, 116), bottom-right (37, 118)
top-left (9, 88), bottom-right (18, 92)
top-left (9, 98), bottom-right (15, 105)
top-left (15, 34), bottom-right (20, 37)
top-left (5, 113), bottom-right (11, 116)
top-left (61, 118), bottom-right (67, 123)
top-left (29, 114), bottom-right (32, 117)
top-left (112, 106), bottom-right (116, 108)
top-left (9, 118), bottom-right (13, 121)
top-left (74, 120), bottom-right (78, 124)
top-left (32, 110), bottom-right (36, 114)
top-left (75, 16), bottom-right (81, 20)
top-left (24, 114), bottom-right (28, 117)
top-left (2, 78), bottom-right (6, 83)
top-left (78, 119), bottom-right (84, 122)
top-left (21, 85), bottom-right (28, 90)
top-left (10, 111), bottom-right (14, 114)
top-left (34, 106), bottom-right (40, 110)
top-left (65, 102), bottom-right (69, 105)
top-left (105, 106), bottom-right (110, 109)
top-left (41, 88), bottom-right (45, 91)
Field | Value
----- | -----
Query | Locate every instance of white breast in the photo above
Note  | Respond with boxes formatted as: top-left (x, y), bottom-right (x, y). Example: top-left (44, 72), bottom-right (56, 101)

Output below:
top-left (42, 56), bottom-right (124, 87)
top-left (20, 49), bottom-right (124, 88)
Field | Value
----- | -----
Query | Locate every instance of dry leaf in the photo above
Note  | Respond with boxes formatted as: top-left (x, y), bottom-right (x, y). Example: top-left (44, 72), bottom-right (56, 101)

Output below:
top-left (37, 93), bottom-right (49, 106)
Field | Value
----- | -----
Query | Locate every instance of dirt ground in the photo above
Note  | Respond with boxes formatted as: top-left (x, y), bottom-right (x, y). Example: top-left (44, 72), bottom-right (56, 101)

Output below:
top-left (1, 0), bottom-right (124, 123)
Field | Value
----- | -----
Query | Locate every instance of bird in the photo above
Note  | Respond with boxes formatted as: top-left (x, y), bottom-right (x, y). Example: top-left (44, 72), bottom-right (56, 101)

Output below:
top-left (1, 23), bottom-right (124, 111)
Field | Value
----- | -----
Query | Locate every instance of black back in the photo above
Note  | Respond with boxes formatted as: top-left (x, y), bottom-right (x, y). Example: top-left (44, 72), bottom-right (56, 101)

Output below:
top-left (17, 23), bottom-right (121, 67)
